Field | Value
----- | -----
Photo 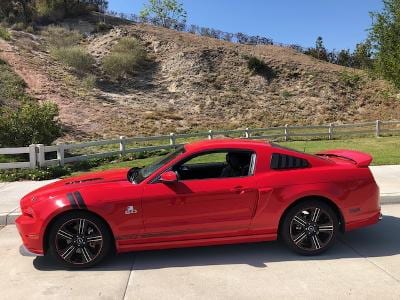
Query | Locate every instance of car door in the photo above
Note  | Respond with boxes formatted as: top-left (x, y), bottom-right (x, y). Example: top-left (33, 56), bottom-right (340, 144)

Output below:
top-left (140, 150), bottom-right (259, 240)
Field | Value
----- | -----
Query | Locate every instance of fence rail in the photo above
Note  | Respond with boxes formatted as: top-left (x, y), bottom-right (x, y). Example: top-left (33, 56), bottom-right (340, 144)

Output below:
top-left (1, 120), bottom-right (399, 170)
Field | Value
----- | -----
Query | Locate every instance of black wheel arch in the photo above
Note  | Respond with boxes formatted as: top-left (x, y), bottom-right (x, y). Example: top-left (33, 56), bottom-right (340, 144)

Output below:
top-left (43, 209), bottom-right (116, 255)
top-left (278, 195), bottom-right (345, 236)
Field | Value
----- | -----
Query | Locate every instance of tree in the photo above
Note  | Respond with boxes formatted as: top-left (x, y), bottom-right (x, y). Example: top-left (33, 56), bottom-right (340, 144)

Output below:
top-left (336, 49), bottom-right (352, 67)
top-left (369, 0), bottom-right (400, 87)
top-left (140, 0), bottom-right (187, 29)
top-left (304, 36), bottom-right (329, 62)
top-left (352, 41), bottom-right (373, 69)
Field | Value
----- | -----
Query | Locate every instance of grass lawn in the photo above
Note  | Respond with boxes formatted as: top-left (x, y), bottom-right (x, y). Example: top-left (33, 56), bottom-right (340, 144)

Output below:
top-left (69, 136), bottom-right (400, 176)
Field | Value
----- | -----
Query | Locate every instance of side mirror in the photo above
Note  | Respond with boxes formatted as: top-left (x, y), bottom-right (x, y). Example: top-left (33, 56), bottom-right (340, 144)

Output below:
top-left (160, 171), bottom-right (178, 183)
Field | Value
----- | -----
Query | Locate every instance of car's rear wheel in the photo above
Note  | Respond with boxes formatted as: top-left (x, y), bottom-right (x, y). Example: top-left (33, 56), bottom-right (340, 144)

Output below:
top-left (280, 200), bottom-right (338, 255)
top-left (48, 211), bottom-right (111, 268)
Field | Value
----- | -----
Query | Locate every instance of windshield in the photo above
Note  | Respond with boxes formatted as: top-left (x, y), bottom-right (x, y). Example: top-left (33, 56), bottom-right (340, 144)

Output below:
top-left (131, 146), bottom-right (185, 183)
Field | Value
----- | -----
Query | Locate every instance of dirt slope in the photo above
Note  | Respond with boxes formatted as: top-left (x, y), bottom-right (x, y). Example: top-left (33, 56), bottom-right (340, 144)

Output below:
top-left (1, 21), bottom-right (400, 141)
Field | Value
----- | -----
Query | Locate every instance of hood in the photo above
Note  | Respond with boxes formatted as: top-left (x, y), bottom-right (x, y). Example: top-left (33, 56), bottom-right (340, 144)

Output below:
top-left (23, 168), bottom-right (130, 199)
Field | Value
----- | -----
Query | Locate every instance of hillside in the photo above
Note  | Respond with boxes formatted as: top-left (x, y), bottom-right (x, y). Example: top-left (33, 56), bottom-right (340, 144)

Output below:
top-left (1, 19), bottom-right (400, 141)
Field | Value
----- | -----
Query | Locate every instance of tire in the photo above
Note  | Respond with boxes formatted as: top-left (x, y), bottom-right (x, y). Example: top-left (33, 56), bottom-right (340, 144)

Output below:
top-left (280, 200), bottom-right (339, 255)
top-left (48, 211), bottom-right (112, 268)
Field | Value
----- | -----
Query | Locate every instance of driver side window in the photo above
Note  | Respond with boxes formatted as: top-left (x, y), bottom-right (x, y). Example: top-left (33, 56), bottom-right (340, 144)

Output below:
top-left (173, 150), bottom-right (254, 181)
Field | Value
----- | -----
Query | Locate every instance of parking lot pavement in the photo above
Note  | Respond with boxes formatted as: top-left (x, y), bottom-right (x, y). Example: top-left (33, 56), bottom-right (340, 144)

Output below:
top-left (0, 205), bottom-right (399, 300)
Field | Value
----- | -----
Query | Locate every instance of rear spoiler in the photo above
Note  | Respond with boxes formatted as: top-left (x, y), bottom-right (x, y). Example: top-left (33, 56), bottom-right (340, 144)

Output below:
top-left (315, 149), bottom-right (373, 167)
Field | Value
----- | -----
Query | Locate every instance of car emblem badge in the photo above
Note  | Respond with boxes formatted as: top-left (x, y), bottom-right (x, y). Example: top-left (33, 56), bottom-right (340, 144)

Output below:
top-left (125, 206), bottom-right (138, 215)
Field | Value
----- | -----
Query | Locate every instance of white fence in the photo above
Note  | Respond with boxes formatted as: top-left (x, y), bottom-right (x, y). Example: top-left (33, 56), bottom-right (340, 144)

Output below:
top-left (1, 120), bottom-right (399, 170)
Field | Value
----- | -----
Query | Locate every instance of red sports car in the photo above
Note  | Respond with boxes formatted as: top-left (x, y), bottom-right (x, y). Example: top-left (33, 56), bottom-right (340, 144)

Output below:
top-left (16, 139), bottom-right (381, 268)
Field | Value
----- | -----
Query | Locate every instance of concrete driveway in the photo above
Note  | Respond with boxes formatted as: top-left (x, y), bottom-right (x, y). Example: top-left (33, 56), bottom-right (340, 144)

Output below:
top-left (1, 204), bottom-right (400, 299)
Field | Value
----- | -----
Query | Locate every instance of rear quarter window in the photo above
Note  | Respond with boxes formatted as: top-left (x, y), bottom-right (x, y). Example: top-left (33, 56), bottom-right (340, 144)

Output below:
top-left (270, 153), bottom-right (309, 170)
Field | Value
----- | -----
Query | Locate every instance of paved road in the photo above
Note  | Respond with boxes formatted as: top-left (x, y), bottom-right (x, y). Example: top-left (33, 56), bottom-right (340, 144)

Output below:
top-left (1, 204), bottom-right (400, 299)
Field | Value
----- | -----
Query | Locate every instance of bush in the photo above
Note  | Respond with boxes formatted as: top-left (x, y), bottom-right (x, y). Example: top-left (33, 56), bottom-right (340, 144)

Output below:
top-left (0, 101), bottom-right (62, 147)
top-left (0, 59), bottom-right (28, 102)
top-left (43, 26), bottom-right (82, 48)
top-left (102, 37), bottom-right (146, 79)
top-left (95, 22), bottom-right (113, 33)
top-left (0, 26), bottom-right (11, 41)
top-left (246, 56), bottom-right (276, 80)
top-left (0, 167), bottom-right (70, 182)
top-left (51, 46), bottom-right (95, 73)
top-left (339, 71), bottom-right (362, 88)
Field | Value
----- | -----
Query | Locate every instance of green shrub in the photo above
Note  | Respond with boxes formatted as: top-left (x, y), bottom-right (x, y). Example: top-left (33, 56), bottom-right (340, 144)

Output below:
top-left (0, 167), bottom-right (70, 182)
top-left (0, 59), bottom-right (28, 102)
top-left (95, 22), bottom-right (113, 33)
top-left (102, 37), bottom-right (147, 79)
top-left (0, 101), bottom-right (62, 147)
top-left (51, 46), bottom-right (95, 73)
top-left (339, 71), bottom-right (362, 88)
top-left (43, 26), bottom-right (82, 48)
top-left (11, 22), bottom-right (25, 31)
top-left (82, 74), bottom-right (97, 89)
top-left (0, 26), bottom-right (11, 41)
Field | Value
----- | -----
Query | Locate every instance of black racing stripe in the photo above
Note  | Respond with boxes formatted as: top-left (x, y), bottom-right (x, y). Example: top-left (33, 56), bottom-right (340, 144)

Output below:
top-left (67, 193), bottom-right (79, 209)
top-left (74, 191), bottom-right (87, 210)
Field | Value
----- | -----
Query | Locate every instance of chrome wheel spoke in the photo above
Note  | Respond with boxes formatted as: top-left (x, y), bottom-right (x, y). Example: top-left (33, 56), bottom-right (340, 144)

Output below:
top-left (312, 208), bottom-right (321, 222)
top-left (87, 235), bottom-right (103, 242)
top-left (311, 235), bottom-right (322, 250)
top-left (57, 230), bottom-right (73, 240)
top-left (82, 247), bottom-right (92, 263)
top-left (293, 231), bottom-right (307, 245)
top-left (319, 225), bottom-right (334, 232)
top-left (293, 216), bottom-right (307, 227)
top-left (78, 219), bottom-right (86, 235)
top-left (61, 245), bottom-right (76, 259)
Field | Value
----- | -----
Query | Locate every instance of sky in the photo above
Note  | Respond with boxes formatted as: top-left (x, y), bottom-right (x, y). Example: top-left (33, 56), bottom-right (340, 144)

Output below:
top-left (108, 0), bottom-right (383, 51)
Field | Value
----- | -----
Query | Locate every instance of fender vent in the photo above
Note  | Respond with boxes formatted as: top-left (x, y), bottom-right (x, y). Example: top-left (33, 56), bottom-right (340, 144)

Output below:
top-left (65, 177), bottom-right (103, 185)
top-left (270, 153), bottom-right (309, 170)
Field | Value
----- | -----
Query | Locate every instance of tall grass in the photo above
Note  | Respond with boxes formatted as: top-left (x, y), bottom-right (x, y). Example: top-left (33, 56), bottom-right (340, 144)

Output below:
top-left (51, 46), bottom-right (95, 73)
top-left (102, 37), bottom-right (147, 79)
top-left (0, 26), bottom-right (11, 41)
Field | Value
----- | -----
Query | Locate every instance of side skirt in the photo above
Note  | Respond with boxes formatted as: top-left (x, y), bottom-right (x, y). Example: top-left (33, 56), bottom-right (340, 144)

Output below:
top-left (116, 233), bottom-right (277, 253)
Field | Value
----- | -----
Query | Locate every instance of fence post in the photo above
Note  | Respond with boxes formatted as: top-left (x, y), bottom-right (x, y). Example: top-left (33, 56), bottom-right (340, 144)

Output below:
top-left (244, 128), bottom-right (250, 139)
top-left (36, 144), bottom-right (45, 168)
top-left (375, 120), bottom-right (381, 137)
top-left (328, 123), bottom-right (334, 140)
top-left (57, 144), bottom-right (65, 166)
top-left (119, 136), bottom-right (126, 157)
top-left (29, 144), bottom-right (37, 169)
top-left (284, 124), bottom-right (289, 141)
top-left (169, 133), bottom-right (176, 147)
top-left (208, 130), bottom-right (213, 140)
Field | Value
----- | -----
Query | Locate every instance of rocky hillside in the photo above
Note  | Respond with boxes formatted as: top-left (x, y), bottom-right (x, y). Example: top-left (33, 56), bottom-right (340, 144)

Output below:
top-left (1, 18), bottom-right (400, 141)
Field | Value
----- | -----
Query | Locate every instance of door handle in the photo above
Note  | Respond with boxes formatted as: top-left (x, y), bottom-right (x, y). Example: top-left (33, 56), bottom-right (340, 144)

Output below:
top-left (230, 186), bottom-right (245, 194)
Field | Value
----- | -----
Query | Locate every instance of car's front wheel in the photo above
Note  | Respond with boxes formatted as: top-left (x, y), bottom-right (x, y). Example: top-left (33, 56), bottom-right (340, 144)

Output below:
top-left (48, 211), bottom-right (111, 268)
top-left (280, 200), bottom-right (339, 255)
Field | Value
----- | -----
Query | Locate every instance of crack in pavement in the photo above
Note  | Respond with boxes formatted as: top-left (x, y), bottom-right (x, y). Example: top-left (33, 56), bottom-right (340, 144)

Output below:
top-left (122, 255), bottom-right (136, 300)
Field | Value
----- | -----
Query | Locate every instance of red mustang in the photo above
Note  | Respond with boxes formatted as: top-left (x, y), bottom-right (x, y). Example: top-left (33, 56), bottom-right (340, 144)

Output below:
top-left (16, 139), bottom-right (381, 268)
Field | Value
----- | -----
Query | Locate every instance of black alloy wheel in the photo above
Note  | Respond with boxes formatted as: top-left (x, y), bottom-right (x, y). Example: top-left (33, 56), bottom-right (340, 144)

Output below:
top-left (281, 200), bottom-right (338, 255)
top-left (48, 212), bottom-right (111, 268)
